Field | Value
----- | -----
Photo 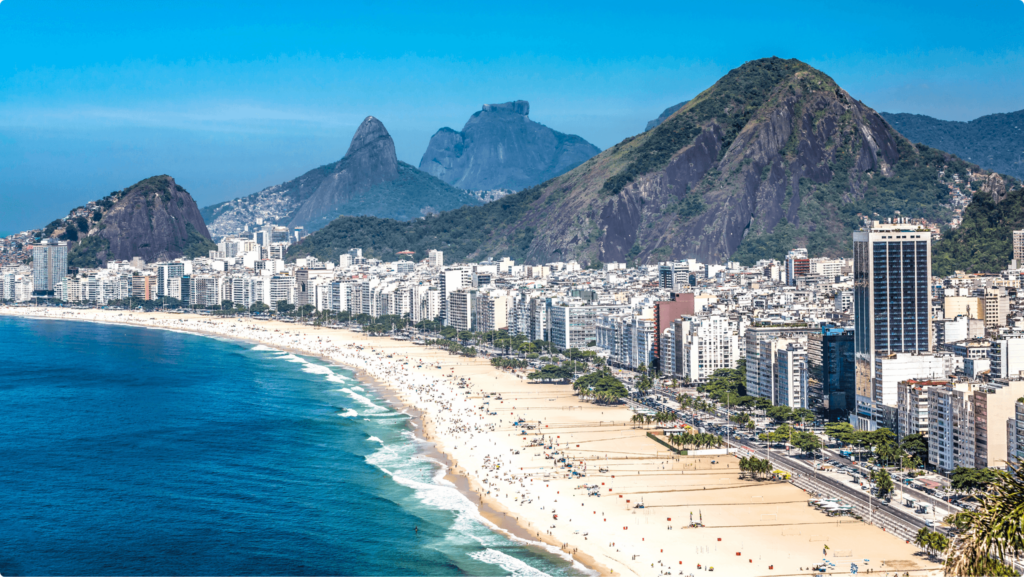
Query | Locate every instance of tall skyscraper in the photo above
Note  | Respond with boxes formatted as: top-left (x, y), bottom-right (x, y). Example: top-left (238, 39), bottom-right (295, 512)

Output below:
top-left (853, 219), bottom-right (932, 427)
top-left (30, 240), bottom-right (68, 293)
top-left (807, 325), bottom-right (855, 420)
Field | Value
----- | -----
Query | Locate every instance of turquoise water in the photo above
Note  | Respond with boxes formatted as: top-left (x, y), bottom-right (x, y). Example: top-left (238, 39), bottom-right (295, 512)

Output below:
top-left (0, 316), bottom-right (586, 576)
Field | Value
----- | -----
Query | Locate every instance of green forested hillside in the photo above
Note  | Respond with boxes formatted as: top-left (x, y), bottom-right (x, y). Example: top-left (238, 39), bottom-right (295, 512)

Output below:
top-left (287, 185), bottom-right (544, 263)
top-left (933, 185), bottom-right (1024, 276)
top-left (882, 110), bottom-right (1024, 181)
top-left (314, 162), bottom-right (482, 223)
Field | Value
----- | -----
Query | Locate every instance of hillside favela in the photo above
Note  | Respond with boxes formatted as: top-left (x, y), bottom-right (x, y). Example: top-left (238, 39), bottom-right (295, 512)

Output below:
top-left (3, 2), bottom-right (1024, 577)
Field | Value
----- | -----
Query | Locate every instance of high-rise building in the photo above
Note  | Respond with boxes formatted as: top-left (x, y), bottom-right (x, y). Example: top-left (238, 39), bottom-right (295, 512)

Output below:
top-left (785, 248), bottom-right (809, 286)
top-left (807, 325), bottom-right (855, 419)
top-left (156, 262), bottom-right (186, 298)
top-left (1013, 230), bottom-right (1024, 268)
top-left (991, 336), bottom-right (1024, 380)
top-left (439, 268), bottom-right (470, 326)
top-left (853, 219), bottom-right (933, 425)
top-left (672, 315), bottom-right (741, 385)
top-left (652, 292), bottom-right (695, 371)
top-left (428, 250), bottom-right (444, 268)
top-left (776, 342), bottom-right (808, 408)
top-left (549, 301), bottom-right (625, 350)
top-left (30, 239), bottom-right (68, 293)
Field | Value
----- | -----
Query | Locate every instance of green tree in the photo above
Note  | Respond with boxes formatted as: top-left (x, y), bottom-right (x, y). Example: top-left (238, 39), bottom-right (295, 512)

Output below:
top-left (276, 301), bottom-right (295, 313)
top-left (871, 469), bottom-right (894, 499)
top-left (900, 433), bottom-right (929, 463)
top-left (791, 431), bottom-right (821, 455)
top-left (945, 464), bottom-right (1024, 576)
top-left (915, 527), bottom-right (950, 558)
top-left (951, 467), bottom-right (1008, 493)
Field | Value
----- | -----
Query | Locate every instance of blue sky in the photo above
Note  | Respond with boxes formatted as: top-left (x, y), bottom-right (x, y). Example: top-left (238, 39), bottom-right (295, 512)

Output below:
top-left (2, 0), bottom-right (1024, 233)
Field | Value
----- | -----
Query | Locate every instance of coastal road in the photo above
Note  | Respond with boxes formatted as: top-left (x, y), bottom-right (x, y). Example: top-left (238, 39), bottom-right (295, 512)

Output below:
top-left (639, 390), bottom-right (948, 540)
top-left (731, 438), bottom-right (938, 541)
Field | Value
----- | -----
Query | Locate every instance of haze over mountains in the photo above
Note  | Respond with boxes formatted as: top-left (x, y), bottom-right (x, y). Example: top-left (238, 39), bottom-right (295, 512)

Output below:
top-left (290, 57), bottom-right (1016, 268)
top-left (418, 100), bottom-right (601, 193)
top-left (20, 59), bottom-right (1024, 274)
top-left (201, 117), bottom-right (482, 236)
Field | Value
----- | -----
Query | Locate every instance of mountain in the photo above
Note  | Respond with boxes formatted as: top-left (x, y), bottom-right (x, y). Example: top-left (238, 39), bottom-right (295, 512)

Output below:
top-left (881, 110), bottom-right (1024, 181)
top-left (290, 57), bottom-right (1014, 267)
top-left (645, 101), bottom-right (689, 131)
top-left (202, 117), bottom-right (482, 236)
top-left (418, 100), bottom-right (601, 192)
top-left (933, 183), bottom-right (1024, 276)
top-left (42, 175), bottom-right (215, 268)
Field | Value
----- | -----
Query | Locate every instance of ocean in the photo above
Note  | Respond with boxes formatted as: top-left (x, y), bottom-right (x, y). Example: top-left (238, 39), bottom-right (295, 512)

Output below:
top-left (0, 316), bottom-right (587, 576)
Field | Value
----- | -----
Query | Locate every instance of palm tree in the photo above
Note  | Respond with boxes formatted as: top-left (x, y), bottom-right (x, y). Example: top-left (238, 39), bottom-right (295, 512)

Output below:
top-left (945, 463), bottom-right (1024, 576)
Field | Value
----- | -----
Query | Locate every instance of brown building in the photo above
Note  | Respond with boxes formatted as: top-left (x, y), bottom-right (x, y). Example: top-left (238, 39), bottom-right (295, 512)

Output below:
top-left (653, 292), bottom-right (694, 371)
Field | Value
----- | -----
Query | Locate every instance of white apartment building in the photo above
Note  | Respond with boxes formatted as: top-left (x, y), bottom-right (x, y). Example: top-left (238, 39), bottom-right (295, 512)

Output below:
top-left (874, 352), bottom-right (949, 409)
top-left (928, 382), bottom-right (977, 473)
top-left (428, 250), bottom-right (443, 268)
top-left (776, 342), bottom-right (808, 408)
top-left (476, 291), bottom-right (509, 333)
top-left (448, 288), bottom-right (477, 332)
top-left (991, 336), bottom-right (1024, 380)
top-left (896, 379), bottom-right (948, 441)
top-left (672, 315), bottom-right (740, 384)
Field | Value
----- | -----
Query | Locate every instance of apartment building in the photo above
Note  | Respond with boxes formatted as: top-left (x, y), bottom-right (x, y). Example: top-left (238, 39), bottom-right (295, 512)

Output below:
top-left (672, 315), bottom-right (740, 385)
top-left (928, 382), bottom-right (977, 473)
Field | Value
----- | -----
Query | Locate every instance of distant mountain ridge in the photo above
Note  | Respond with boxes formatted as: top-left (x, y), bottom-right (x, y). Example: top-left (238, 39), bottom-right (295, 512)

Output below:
top-left (881, 110), bottom-right (1024, 181)
top-left (289, 57), bottom-right (1013, 267)
top-left (645, 101), bottom-right (689, 131)
top-left (40, 175), bottom-right (215, 268)
top-left (418, 100), bottom-right (600, 192)
top-left (202, 117), bottom-right (481, 236)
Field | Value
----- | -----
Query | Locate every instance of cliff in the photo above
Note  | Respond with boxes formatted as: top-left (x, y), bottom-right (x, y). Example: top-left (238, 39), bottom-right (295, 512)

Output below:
top-left (203, 117), bottom-right (481, 236)
top-left (290, 58), bottom-right (1013, 267)
top-left (418, 100), bottom-right (601, 192)
top-left (62, 175), bottom-right (214, 267)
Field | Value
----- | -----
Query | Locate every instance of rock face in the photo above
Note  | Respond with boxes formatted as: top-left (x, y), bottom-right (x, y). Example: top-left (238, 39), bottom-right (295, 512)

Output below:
top-left (488, 57), bottom-right (1012, 265)
top-left (288, 116), bottom-right (399, 228)
top-left (292, 58), bottom-right (1014, 267)
top-left (418, 100), bottom-right (601, 192)
top-left (203, 117), bottom-right (481, 236)
top-left (882, 109), bottom-right (1024, 181)
top-left (68, 175), bottom-right (214, 266)
top-left (644, 101), bottom-right (689, 131)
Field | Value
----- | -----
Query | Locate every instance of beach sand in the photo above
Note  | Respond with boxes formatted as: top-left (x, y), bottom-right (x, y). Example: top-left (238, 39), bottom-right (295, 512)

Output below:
top-left (1, 306), bottom-right (941, 577)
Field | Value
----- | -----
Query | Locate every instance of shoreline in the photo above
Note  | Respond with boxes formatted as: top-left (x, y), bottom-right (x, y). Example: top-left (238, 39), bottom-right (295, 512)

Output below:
top-left (1, 306), bottom-right (941, 577)
top-left (1, 308), bottom-right (605, 574)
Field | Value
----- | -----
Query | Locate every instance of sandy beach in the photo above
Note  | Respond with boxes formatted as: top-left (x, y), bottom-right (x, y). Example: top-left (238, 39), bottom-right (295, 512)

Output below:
top-left (1, 306), bottom-right (941, 577)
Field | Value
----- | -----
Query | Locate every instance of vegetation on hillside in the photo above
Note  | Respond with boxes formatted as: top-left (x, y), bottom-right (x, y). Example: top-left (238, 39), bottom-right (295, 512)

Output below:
top-left (731, 141), bottom-right (974, 265)
top-left (182, 223), bottom-right (217, 259)
top-left (602, 57), bottom-right (812, 196)
top-left (883, 110), bottom-right (1024, 181)
top-left (68, 235), bottom-right (109, 269)
top-left (933, 185), bottom-right (1024, 275)
top-left (287, 184), bottom-right (545, 263)
top-left (308, 162), bottom-right (482, 225)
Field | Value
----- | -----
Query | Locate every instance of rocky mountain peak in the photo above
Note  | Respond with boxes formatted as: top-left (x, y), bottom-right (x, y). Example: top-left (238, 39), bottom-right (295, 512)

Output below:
top-left (346, 116), bottom-right (396, 159)
top-left (481, 100), bottom-right (530, 116)
top-left (419, 100), bottom-right (599, 192)
top-left (63, 175), bottom-right (215, 267)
